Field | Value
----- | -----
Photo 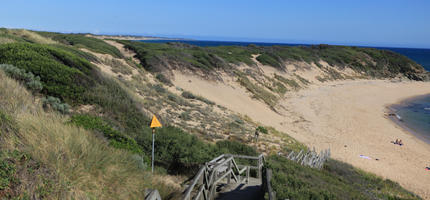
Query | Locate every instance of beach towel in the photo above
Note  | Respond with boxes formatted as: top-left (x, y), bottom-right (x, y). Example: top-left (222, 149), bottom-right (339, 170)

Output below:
top-left (359, 155), bottom-right (371, 160)
top-left (426, 167), bottom-right (430, 171)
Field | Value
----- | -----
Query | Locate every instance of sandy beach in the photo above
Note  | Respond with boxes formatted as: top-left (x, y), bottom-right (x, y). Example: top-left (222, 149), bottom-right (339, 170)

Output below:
top-left (283, 80), bottom-right (430, 199)
top-left (173, 72), bottom-right (430, 199)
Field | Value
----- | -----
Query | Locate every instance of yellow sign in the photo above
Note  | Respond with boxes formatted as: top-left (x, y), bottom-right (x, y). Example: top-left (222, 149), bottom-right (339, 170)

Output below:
top-left (150, 115), bottom-right (162, 128)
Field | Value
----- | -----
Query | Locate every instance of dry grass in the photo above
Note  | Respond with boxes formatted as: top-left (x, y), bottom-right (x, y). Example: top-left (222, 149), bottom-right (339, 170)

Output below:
top-left (0, 70), bottom-right (170, 199)
top-left (4, 29), bottom-right (57, 44)
top-left (0, 37), bottom-right (15, 44)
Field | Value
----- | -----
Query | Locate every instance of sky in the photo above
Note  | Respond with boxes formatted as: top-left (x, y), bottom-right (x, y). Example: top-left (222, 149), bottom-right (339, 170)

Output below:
top-left (1, 0), bottom-right (430, 48)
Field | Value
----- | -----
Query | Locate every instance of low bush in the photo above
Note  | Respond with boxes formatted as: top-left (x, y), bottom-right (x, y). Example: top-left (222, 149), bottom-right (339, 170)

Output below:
top-left (215, 140), bottom-right (258, 156)
top-left (256, 126), bottom-right (268, 134)
top-left (120, 40), bottom-right (426, 80)
top-left (267, 155), bottom-right (421, 200)
top-left (256, 53), bottom-right (283, 69)
top-left (181, 91), bottom-right (215, 105)
top-left (38, 32), bottom-right (122, 58)
top-left (0, 111), bottom-right (16, 135)
top-left (0, 156), bottom-right (16, 190)
top-left (70, 114), bottom-right (143, 154)
top-left (42, 96), bottom-right (70, 114)
top-left (181, 91), bottom-right (196, 99)
top-left (155, 73), bottom-right (173, 86)
top-left (0, 64), bottom-right (43, 92)
top-left (0, 43), bottom-right (95, 104)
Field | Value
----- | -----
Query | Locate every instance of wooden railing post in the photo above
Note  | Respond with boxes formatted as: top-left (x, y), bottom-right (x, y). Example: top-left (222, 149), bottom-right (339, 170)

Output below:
top-left (246, 166), bottom-right (250, 184)
top-left (227, 159), bottom-right (231, 184)
top-left (257, 156), bottom-right (262, 179)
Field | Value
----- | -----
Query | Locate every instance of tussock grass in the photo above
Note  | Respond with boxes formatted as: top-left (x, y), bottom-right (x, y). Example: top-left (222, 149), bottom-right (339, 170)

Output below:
top-left (236, 71), bottom-right (278, 108)
top-left (0, 70), bottom-right (155, 199)
top-left (0, 37), bottom-right (15, 44)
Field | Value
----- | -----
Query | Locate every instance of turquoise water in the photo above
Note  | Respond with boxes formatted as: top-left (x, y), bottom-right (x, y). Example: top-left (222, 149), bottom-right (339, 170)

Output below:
top-left (391, 95), bottom-right (430, 143)
top-left (140, 40), bottom-right (430, 71)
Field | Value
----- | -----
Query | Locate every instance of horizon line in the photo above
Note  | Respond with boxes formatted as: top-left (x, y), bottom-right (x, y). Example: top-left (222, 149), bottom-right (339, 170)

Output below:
top-left (4, 26), bottom-right (430, 50)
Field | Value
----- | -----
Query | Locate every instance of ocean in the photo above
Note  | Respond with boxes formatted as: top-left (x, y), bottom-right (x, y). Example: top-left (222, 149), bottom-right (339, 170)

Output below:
top-left (140, 40), bottom-right (430, 71)
top-left (391, 95), bottom-right (430, 144)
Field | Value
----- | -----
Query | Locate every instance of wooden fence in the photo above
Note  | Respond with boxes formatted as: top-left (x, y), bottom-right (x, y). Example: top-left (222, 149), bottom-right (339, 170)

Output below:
top-left (286, 148), bottom-right (330, 169)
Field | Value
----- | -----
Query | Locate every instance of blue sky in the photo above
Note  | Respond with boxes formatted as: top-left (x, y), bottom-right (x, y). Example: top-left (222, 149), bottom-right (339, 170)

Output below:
top-left (1, 0), bottom-right (429, 48)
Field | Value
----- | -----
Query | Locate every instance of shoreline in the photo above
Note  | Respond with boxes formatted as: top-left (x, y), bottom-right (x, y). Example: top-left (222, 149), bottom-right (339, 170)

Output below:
top-left (387, 94), bottom-right (430, 145)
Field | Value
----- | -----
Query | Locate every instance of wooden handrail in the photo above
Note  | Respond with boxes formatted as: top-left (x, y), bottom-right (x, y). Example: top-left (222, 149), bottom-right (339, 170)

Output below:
top-left (263, 169), bottom-right (276, 200)
top-left (183, 154), bottom-right (264, 200)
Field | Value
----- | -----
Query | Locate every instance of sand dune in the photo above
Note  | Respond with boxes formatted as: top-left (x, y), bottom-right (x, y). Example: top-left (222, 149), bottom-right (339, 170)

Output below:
top-left (173, 71), bottom-right (430, 199)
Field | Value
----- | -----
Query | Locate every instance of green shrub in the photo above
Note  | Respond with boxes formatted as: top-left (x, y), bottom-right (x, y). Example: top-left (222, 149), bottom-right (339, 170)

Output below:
top-left (0, 43), bottom-right (95, 104)
top-left (215, 140), bottom-right (258, 156)
top-left (0, 159), bottom-right (15, 190)
top-left (181, 91), bottom-right (196, 99)
top-left (42, 96), bottom-right (70, 114)
top-left (0, 64), bottom-right (43, 92)
top-left (69, 114), bottom-right (143, 155)
top-left (267, 155), bottom-right (421, 200)
top-left (119, 40), bottom-right (426, 80)
top-left (155, 73), bottom-right (173, 86)
top-left (119, 41), bottom-right (255, 72)
top-left (181, 91), bottom-right (215, 105)
top-left (134, 125), bottom-right (258, 174)
top-left (179, 111), bottom-right (191, 120)
top-left (256, 126), bottom-right (268, 134)
top-left (38, 32), bottom-right (122, 58)
top-left (256, 53), bottom-right (282, 69)
top-left (0, 111), bottom-right (18, 139)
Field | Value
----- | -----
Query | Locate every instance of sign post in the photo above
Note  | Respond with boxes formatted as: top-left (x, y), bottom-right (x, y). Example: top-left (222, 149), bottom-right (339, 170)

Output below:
top-left (150, 115), bottom-right (162, 173)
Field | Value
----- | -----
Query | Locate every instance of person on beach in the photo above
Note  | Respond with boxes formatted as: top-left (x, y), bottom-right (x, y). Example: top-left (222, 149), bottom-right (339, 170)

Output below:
top-left (398, 139), bottom-right (403, 146)
top-left (254, 128), bottom-right (260, 143)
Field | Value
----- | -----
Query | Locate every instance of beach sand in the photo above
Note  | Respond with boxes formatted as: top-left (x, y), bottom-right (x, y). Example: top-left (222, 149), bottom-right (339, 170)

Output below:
top-left (173, 72), bottom-right (430, 198)
top-left (284, 80), bottom-right (430, 199)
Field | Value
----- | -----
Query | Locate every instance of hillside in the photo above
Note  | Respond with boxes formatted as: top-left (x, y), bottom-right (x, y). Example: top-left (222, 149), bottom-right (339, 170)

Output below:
top-left (0, 28), bottom-right (427, 199)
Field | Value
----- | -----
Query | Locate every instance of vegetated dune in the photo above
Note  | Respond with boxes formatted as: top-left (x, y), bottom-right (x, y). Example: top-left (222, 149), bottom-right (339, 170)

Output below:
top-left (171, 62), bottom-right (430, 198)
top-left (1, 29), bottom-right (428, 199)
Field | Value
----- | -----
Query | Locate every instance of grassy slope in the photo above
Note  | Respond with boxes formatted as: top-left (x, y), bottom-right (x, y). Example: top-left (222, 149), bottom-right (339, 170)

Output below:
top-left (0, 29), bottom-right (423, 199)
top-left (0, 71), bottom-right (151, 199)
top-left (267, 156), bottom-right (420, 200)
